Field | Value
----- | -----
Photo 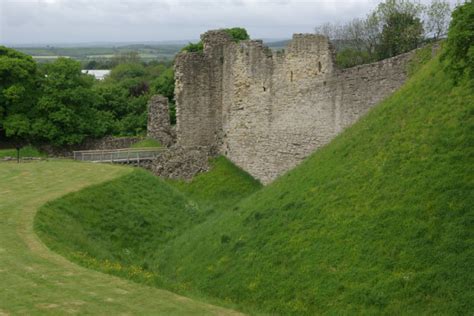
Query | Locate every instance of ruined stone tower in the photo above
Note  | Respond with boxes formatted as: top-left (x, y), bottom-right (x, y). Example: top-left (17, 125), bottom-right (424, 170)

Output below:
top-left (173, 30), bottom-right (414, 184)
top-left (147, 95), bottom-right (175, 146)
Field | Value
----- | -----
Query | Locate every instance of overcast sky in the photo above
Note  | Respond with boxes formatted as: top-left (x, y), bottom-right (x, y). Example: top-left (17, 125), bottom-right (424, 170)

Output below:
top-left (0, 0), bottom-right (458, 45)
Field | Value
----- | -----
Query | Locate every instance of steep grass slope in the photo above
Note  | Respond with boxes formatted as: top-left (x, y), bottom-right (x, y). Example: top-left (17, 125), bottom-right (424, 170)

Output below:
top-left (154, 56), bottom-right (473, 314)
top-left (167, 156), bottom-right (262, 211)
top-left (35, 170), bottom-right (206, 268)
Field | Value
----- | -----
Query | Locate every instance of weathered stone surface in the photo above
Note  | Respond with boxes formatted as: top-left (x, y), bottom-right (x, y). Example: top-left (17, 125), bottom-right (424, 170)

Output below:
top-left (151, 146), bottom-right (210, 180)
top-left (174, 30), bottom-right (416, 184)
top-left (147, 95), bottom-right (175, 146)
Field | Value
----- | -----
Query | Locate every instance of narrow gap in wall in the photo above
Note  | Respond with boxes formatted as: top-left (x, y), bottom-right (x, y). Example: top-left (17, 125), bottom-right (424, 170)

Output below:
top-left (290, 71), bottom-right (293, 82)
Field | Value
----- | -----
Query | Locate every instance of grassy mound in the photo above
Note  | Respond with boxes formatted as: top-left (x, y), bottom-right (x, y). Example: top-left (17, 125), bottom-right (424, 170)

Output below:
top-left (36, 54), bottom-right (472, 314)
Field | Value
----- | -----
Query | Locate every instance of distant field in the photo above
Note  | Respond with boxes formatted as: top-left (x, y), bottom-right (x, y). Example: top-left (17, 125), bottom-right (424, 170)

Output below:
top-left (86, 53), bottom-right (161, 59)
top-left (32, 55), bottom-right (68, 60)
top-left (15, 44), bottom-right (184, 63)
top-left (15, 40), bottom-right (293, 63)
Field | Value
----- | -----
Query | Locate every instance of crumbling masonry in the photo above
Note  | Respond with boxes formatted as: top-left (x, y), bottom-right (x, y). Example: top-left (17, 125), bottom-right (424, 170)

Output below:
top-left (150, 30), bottom-right (415, 184)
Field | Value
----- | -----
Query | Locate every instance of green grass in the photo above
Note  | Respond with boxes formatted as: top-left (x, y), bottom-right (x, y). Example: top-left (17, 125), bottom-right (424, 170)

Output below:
top-left (0, 161), bottom-right (240, 315)
top-left (130, 138), bottom-right (162, 148)
top-left (0, 145), bottom-right (46, 158)
top-left (35, 169), bottom-right (210, 273)
top-left (33, 54), bottom-right (473, 314)
top-left (167, 156), bottom-right (262, 211)
top-left (34, 157), bottom-right (259, 312)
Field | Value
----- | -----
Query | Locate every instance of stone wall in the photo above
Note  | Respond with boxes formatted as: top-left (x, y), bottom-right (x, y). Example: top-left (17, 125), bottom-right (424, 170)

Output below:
top-left (147, 95), bottom-right (175, 146)
top-left (174, 30), bottom-right (416, 184)
top-left (151, 146), bottom-right (211, 180)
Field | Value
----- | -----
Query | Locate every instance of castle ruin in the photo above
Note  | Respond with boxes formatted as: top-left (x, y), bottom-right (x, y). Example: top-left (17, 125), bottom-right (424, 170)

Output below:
top-left (150, 30), bottom-right (415, 184)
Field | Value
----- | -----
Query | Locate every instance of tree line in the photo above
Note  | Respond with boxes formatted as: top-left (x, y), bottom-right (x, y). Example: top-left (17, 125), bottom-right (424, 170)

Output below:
top-left (316, 0), bottom-right (453, 68)
top-left (0, 49), bottom-right (174, 147)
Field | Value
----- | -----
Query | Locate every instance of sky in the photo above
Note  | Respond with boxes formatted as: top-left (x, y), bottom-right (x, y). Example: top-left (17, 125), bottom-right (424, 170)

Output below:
top-left (0, 0), bottom-right (458, 45)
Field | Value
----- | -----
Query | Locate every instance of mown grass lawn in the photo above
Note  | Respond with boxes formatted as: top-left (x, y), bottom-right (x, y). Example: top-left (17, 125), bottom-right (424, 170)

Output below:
top-left (0, 146), bottom-right (46, 159)
top-left (0, 161), bottom-right (240, 315)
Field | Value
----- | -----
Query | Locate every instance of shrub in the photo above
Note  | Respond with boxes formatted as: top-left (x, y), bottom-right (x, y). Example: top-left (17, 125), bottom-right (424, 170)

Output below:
top-left (441, 1), bottom-right (474, 83)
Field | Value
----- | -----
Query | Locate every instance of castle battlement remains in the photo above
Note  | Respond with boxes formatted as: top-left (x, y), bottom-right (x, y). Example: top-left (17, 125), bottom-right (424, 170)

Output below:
top-left (169, 30), bottom-right (415, 184)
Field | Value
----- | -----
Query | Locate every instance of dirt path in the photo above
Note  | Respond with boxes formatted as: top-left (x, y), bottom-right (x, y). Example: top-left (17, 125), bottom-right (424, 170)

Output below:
top-left (0, 161), bottom-right (241, 315)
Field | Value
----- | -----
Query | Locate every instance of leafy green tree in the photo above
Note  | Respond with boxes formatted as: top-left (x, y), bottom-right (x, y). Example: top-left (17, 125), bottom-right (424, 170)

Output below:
top-left (94, 59), bottom-right (170, 135)
top-left (152, 67), bottom-right (176, 124)
top-left (336, 48), bottom-right (372, 68)
top-left (109, 62), bottom-right (146, 82)
top-left (152, 67), bottom-right (174, 100)
top-left (375, 0), bottom-right (424, 59)
top-left (0, 46), bottom-right (39, 144)
top-left (377, 10), bottom-right (424, 59)
top-left (31, 58), bottom-right (111, 146)
top-left (315, 0), bottom-right (450, 68)
top-left (441, 1), bottom-right (474, 83)
top-left (145, 62), bottom-right (169, 79)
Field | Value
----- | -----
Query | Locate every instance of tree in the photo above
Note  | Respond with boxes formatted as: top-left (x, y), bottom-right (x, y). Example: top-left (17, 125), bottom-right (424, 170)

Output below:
top-left (152, 67), bottom-right (176, 124)
top-left (31, 58), bottom-right (111, 146)
top-left (377, 10), bottom-right (424, 59)
top-left (314, 0), bottom-right (451, 68)
top-left (0, 46), bottom-right (39, 145)
top-left (364, 12), bottom-right (383, 58)
top-left (314, 22), bottom-right (343, 41)
top-left (109, 62), bottom-right (146, 82)
top-left (336, 48), bottom-right (372, 68)
top-left (375, 0), bottom-right (424, 59)
top-left (424, 0), bottom-right (451, 40)
top-left (441, 1), bottom-right (474, 83)
top-left (153, 67), bottom-right (174, 100)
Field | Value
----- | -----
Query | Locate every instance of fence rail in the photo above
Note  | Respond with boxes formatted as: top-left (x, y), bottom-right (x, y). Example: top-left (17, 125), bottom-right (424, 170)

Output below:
top-left (73, 147), bottom-right (164, 164)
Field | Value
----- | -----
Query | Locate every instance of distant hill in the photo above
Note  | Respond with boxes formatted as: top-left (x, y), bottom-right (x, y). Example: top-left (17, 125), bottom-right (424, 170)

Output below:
top-left (10, 43), bottom-right (187, 63)
top-left (264, 39), bottom-right (290, 49)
